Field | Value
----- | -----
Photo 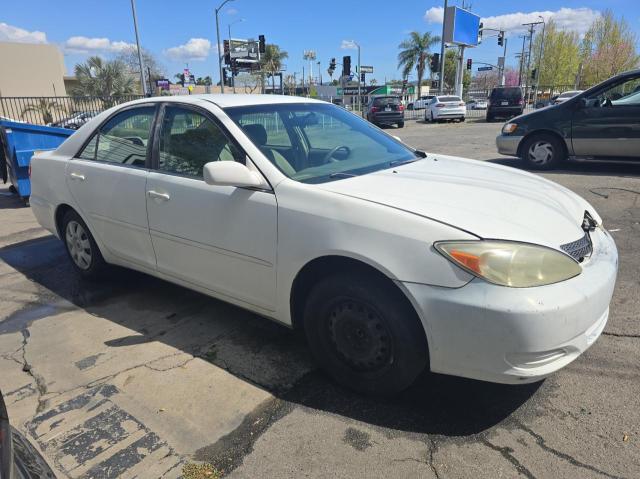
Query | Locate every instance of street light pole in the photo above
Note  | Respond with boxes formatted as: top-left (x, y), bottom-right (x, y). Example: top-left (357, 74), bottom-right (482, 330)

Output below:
top-left (215, 0), bottom-right (234, 94)
top-left (228, 18), bottom-right (244, 94)
top-left (130, 0), bottom-right (146, 96)
top-left (438, 0), bottom-right (448, 94)
top-left (355, 41), bottom-right (361, 116)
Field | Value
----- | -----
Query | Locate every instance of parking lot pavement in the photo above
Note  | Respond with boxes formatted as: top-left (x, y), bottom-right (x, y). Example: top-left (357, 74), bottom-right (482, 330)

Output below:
top-left (1, 120), bottom-right (639, 478)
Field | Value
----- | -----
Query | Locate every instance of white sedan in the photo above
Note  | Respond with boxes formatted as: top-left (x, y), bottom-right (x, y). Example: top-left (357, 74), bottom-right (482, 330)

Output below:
top-left (425, 95), bottom-right (466, 122)
top-left (30, 95), bottom-right (617, 395)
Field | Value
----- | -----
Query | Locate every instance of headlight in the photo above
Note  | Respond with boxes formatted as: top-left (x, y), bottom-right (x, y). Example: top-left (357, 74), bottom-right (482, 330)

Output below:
top-left (434, 240), bottom-right (581, 287)
top-left (502, 123), bottom-right (518, 134)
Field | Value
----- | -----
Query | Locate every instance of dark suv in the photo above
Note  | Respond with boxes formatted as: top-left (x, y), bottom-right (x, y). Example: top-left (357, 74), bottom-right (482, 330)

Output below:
top-left (366, 96), bottom-right (405, 128)
top-left (487, 87), bottom-right (524, 121)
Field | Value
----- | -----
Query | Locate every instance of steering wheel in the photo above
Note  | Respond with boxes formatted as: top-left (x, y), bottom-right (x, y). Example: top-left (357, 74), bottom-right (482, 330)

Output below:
top-left (322, 145), bottom-right (351, 163)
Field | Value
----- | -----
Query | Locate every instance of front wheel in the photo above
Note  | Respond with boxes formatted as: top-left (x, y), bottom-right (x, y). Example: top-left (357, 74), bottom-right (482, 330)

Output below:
top-left (304, 273), bottom-right (428, 395)
top-left (520, 134), bottom-right (566, 170)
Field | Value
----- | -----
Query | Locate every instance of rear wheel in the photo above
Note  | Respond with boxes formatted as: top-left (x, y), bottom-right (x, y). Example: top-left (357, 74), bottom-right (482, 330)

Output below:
top-left (304, 272), bottom-right (428, 395)
top-left (61, 210), bottom-right (108, 279)
top-left (486, 112), bottom-right (494, 122)
top-left (397, 121), bottom-right (404, 128)
top-left (520, 133), bottom-right (566, 170)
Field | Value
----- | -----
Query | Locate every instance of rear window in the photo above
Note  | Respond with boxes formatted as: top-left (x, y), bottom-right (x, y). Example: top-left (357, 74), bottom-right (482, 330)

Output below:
top-left (439, 96), bottom-right (461, 102)
top-left (491, 88), bottom-right (523, 100)
top-left (373, 97), bottom-right (400, 106)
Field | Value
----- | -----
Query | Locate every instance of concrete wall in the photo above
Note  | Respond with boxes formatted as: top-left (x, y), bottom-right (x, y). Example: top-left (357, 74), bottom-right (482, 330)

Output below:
top-left (0, 42), bottom-right (67, 97)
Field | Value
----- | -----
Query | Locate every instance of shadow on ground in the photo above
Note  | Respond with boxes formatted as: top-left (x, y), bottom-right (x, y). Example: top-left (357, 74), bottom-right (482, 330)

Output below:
top-left (1, 234), bottom-right (540, 440)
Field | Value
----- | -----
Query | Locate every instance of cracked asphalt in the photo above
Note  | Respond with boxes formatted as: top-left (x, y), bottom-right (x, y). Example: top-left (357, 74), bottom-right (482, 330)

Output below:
top-left (0, 119), bottom-right (639, 478)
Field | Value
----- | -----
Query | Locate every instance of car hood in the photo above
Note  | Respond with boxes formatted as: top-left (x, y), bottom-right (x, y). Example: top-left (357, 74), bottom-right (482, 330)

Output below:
top-left (317, 155), bottom-right (597, 248)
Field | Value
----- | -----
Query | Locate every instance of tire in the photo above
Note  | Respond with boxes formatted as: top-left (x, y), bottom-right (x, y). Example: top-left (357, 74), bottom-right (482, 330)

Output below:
top-left (486, 113), bottom-right (493, 122)
top-left (303, 272), bottom-right (428, 395)
top-left (460, 117), bottom-right (466, 122)
top-left (61, 209), bottom-right (108, 279)
top-left (430, 112), bottom-right (435, 123)
top-left (397, 121), bottom-right (404, 128)
top-left (520, 133), bottom-right (566, 170)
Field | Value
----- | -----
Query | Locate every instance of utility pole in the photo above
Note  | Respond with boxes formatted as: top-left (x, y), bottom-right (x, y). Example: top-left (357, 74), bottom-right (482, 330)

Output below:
top-left (533, 16), bottom-right (546, 108)
top-left (215, 0), bottom-right (235, 94)
top-left (438, 0), bottom-right (448, 94)
top-left (501, 37), bottom-right (508, 85)
top-left (522, 20), bottom-right (543, 104)
top-left (130, 0), bottom-right (146, 96)
top-left (518, 35), bottom-right (526, 86)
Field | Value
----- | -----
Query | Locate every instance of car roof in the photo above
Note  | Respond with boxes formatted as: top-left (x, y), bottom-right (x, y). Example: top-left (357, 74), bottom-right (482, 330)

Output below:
top-left (122, 94), bottom-right (326, 109)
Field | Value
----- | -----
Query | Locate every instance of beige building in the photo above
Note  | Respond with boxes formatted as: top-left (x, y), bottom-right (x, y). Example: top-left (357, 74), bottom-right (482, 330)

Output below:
top-left (0, 41), bottom-right (67, 97)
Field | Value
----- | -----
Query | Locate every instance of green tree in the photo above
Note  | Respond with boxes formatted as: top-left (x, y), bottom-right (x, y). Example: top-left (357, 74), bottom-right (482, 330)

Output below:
top-left (443, 49), bottom-right (470, 92)
top-left (260, 44), bottom-right (288, 92)
top-left (531, 20), bottom-right (581, 87)
top-left (579, 10), bottom-right (640, 86)
top-left (73, 56), bottom-right (137, 99)
top-left (397, 31), bottom-right (441, 98)
top-left (21, 98), bottom-right (65, 124)
top-left (196, 76), bottom-right (212, 86)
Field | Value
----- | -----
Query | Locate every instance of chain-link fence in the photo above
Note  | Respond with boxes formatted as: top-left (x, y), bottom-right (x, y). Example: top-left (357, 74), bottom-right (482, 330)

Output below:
top-left (0, 96), bottom-right (144, 126)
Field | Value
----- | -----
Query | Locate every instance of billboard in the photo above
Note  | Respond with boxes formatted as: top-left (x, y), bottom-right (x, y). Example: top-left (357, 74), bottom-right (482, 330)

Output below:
top-left (443, 7), bottom-right (480, 47)
top-left (225, 38), bottom-right (260, 64)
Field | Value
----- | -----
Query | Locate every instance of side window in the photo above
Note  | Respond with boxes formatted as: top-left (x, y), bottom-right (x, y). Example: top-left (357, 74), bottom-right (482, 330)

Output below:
top-left (236, 111), bottom-right (291, 148)
top-left (587, 77), bottom-right (640, 107)
top-left (78, 134), bottom-right (98, 160)
top-left (95, 107), bottom-right (155, 166)
top-left (158, 106), bottom-right (241, 178)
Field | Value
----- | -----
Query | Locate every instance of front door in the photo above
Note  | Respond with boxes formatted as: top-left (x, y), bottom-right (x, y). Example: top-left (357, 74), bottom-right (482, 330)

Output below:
top-left (572, 74), bottom-right (640, 157)
top-left (66, 105), bottom-right (157, 268)
top-left (146, 104), bottom-right (278, 311)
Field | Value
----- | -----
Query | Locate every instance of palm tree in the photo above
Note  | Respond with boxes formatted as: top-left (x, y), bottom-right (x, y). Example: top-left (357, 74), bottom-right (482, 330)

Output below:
top-left (21, 99), bottom-right (65, 124)
top-left (370, 78), bottom-right (378, 87)
top-left (397, 32), bottom-right (441, 98)
top-left (73, 56), bottom-right (137, 102)
top-left (261, 44), bottom-right (288, 93)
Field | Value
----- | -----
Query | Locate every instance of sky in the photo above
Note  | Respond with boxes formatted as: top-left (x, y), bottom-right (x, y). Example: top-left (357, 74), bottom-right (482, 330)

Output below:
top-left (1, 0), bottom-right (639, 85)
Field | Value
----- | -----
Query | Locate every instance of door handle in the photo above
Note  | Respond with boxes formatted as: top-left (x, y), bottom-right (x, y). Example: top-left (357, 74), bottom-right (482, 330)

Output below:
top-left (147, 190), bottom-right (170, 201)
top-left (69, 172), bottom-right (85, 181)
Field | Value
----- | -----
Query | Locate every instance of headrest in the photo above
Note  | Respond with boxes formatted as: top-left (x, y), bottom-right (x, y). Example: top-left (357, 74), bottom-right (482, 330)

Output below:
top-left (242, 123), bottom-right (267, 146)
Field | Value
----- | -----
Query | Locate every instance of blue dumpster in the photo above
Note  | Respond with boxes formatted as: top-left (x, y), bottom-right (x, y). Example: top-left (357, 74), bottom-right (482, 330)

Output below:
top-left (0, 121), bottom-right (73, 199)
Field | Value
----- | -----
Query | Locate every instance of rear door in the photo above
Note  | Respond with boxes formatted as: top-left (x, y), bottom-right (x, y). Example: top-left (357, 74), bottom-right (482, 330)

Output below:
top-left (572, 75), bottom-right (640, 158)
top-left (66, 105), bottom-right (157, 268)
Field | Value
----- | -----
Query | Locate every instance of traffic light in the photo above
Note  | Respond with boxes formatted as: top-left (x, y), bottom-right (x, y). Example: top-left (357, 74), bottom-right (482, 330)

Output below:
top-left (466, 58), bottom-right (472, 70)
top-left (223, 40), bottom-right (230, 65)
top-left (342, 56), bottom-right (351, 77)
top-left (498, 31), bottom-right (504, 47)
top-left (478, 22), bottom-right (484, 42)
top-left (531, 68), bottom-right (537, 80)
top-left (258, 35), bottom-right (266, 54)
top-left (430, 53), bottom-right (440, 72)
top-left (361, 72), bottom-right (365, 83)
top-left (328, 57), bottom-right (336, 77)
top-left (222, 68), bottom-right (229, 87)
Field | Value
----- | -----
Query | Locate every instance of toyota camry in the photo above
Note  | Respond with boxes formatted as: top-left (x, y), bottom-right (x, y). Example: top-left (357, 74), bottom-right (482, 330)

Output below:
top-left (29, 95), bottom-right (618, 395)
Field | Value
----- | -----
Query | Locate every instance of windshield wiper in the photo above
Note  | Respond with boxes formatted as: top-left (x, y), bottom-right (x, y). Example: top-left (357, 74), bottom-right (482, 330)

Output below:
top-left (389, 158), bottom-right (420, 167)
top-left (329, 172), bottom-right (357, 179)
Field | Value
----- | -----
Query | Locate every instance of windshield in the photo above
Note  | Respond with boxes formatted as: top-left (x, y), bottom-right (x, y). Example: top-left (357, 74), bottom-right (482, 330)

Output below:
top-left (225, 103), bottom-right (418, 184)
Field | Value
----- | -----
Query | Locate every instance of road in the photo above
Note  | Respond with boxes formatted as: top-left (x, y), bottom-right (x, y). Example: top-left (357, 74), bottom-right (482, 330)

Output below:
top-left (0, 119), bottom-right (639, 478)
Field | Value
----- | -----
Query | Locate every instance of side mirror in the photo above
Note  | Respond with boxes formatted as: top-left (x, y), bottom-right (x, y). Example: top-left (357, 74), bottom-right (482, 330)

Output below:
top-left (203, 161), bottom-right (263, 188)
